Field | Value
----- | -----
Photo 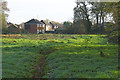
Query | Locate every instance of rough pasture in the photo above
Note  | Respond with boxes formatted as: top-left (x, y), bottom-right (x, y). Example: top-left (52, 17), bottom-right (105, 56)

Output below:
top-left (2, 34), bottom-right (119, 78)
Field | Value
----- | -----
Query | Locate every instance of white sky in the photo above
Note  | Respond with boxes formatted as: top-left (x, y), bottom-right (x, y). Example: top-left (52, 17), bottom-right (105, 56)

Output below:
top-left (6, 0), bottom-right (76, 24)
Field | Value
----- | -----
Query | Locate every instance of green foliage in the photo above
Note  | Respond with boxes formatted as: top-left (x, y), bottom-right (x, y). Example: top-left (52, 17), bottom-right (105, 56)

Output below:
top-left (104, 22), bottom-right (116, 33)
top-left (104, 2), bottom-right (120, 24)
top-left (55, 20), bottom-right (92, 34)
top-left (107, 31), bottom-right (119, 43)
top-left (73, 2), bottom-right (119, 34)
top-left (1, 13), bottom-right (8, 34)
top-left (63, 21), bottom-right (72, 26)
top-left (0, 0), bottom-right (9, 34)
top-left (55, 21), bottom-right (72, 34)
top-left (1, 13), bottom-right (7, 28)
top-left (73, 19), bottom-right (92, 34)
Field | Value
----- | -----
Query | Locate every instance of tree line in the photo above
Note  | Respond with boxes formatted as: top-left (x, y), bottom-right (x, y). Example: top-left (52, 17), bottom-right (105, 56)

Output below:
top-left (55, 1), bottom-right (120, 43)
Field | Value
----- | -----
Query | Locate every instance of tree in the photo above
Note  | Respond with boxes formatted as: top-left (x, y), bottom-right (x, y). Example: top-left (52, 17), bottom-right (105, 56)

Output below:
top-left (104, 2), bottom-right (120, 25)
top-left (103, 2), bottom-right (120, 59)
top-left (1, 13), bottom-right (8, 33)
top-left (63, 21), bottom-right (72, 27)
top-left (72, 19), bottom-right (87, 34)
top-left (73, 1), bottom-right (92, 33)
top-left (0, 0), bottom-right (9, 34)
top-left (90, 2), bottom-right (108, 34)
top-left (74, 2), bottom-right (90, 21)
top-left (103, 2), bottom-right (120, 32)
top-left (51, 21), bottom-right (60, 25)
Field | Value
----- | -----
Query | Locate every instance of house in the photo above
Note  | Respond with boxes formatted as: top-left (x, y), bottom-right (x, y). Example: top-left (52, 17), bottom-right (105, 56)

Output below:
top-left (19, 23), bottom-right (25, 29)
top-left (7, 22), bottom-right (20, 34)
top-left (41, 20), bottom-right (55, 31)
top-left (24, 19), bottom-right (60, 34)
top-left (24, 19), bottom-right (45, 34)
top-left (51, 23), bottom-right (60, 29)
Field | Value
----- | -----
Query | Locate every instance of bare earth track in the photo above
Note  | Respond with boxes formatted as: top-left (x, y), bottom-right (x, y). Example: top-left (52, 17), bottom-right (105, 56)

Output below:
top-left (33, 56), bottom-right (46, 78)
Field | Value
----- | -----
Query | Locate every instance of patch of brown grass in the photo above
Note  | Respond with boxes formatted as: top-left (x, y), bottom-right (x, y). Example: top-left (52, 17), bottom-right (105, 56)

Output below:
top-left (0, 34), bottom-right (21, 37)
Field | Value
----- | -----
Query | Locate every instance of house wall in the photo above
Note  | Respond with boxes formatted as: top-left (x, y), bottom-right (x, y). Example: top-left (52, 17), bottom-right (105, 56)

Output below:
top-left (25, 24), bottom-right (37, 34)
top-left (46, 25), bottom-right (53, 31)
top-left (37, 24), bottom-right (45, 33)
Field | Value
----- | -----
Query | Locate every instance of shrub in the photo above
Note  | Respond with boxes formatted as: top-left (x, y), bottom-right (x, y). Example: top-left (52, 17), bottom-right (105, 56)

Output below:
top-left (107, 31), bottom-right (119, 43)
top-left (38, 32), bottom-right (43, 34)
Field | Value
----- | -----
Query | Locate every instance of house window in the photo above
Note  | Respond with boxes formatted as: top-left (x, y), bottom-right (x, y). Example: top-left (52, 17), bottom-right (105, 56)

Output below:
top-left (37, 24), bottom-right (39, 27)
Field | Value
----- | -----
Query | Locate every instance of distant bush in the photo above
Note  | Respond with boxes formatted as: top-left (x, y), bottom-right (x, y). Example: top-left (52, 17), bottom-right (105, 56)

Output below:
top-left (55, 20), bottom-right (92, 34)
top-left (107, 31), bottom-right (119, 44)
top-left (20, 29), bottom-right (25, 33)
top-left (45, 31), bottom-right (55, 34)
top-left (2, 27), bottom-right (9, 34)
top-left (72, 20), bottom-right (87, 34)
top-left (38, 32), bottom-right (43, 34)
top-left (104, 22), bottom-right (116, 34)
top-left (55, 21), bottom-right (72, 34)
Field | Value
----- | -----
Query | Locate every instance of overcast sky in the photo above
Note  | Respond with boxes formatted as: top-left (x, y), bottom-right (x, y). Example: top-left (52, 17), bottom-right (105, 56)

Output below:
top-left (6, 0), bottom-right (76, 24)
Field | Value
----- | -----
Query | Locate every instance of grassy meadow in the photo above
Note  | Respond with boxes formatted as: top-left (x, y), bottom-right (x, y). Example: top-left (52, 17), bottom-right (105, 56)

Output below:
top-left (2, 34), bottom-right (119, 78)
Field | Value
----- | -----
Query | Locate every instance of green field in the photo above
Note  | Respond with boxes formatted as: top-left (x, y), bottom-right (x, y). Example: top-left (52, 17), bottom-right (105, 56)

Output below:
top-left (2, 34), bottom-right (119, 78)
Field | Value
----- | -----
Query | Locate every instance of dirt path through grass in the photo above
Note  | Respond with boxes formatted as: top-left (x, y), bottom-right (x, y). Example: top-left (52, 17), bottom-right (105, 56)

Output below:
top-left (33, 45), bottom-right (61, 78)
top-left (33, 56), bottom-right (46, 78)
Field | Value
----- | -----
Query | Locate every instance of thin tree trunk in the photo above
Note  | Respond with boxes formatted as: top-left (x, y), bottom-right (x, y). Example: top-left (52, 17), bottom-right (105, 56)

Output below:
top-left (100, 11), bottom-right (103, 24)
top-left (96, 13), bottom-right (99, 25)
